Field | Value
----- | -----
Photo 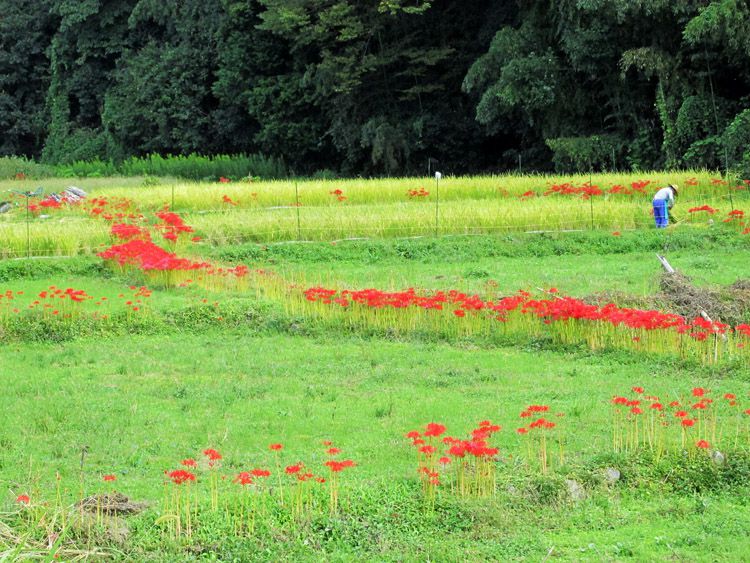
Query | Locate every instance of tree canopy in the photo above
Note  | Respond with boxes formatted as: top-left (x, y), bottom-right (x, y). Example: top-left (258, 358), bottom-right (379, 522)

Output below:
top-left (2, 0), bottom-right (750, 175)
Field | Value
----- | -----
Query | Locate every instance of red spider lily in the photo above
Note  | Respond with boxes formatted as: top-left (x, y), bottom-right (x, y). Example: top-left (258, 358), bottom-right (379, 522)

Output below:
top-left (723, 209), bottom-right (745, 222)
top-left (168, 469), bottom-right (196, 485)
top-left (681, 418), bottom-right (696, 428)
top-left (233, 472), bottom-right (254, 486)
top-left (724, 393), bottom-right (736, 400)
top-left (424, 423), bottom-right (446, 437)
top-left (632, 386), bottom-right (644, 394)
top-left (322, 440), bottom-right (333, 446)
top-left (219, 176), bottom-right (231, 183)
top-left (516, 428), bottom-right (528, 435)
top-left (251, 468), bottom-right (271, 478)
top-left (438, 456), bottom-right (451, 465)
top-left (181, 459), bottom-right (197, 467)
top-left (329, 189), bottom-right (347, 202)
top-left (203, 448), bottom-right (222, 462)
top-left (407, 187), bottom-right (430, 198)
top-left (16, 494), bottom-right (30, 504)
top-left (111, 223), bottom-right (150, 241)
top-left (692, 387), bottom-right (706, 397)
top-left (419, 445), bottom-right (437, 455)
top-left (269, 443), bottom-right (283, 451)
top-left (285, 464), bottom-right (303, 475)
top-left (324, 460), bottom-right (356, 473)
top-left (696, 440), bottom-right (710, 449)
top-left (688, 205), bottom-right (718, 214)
top-left (405, 431), bottom-right (420, 439)
top-left (675, 410), bottom-right (688, 418)
top-left (222, 195), bottom-right (238, 206)
top-left (103, 474), bottom-right (117, 482)
top-left (326, 447), bottom-right (341, 456)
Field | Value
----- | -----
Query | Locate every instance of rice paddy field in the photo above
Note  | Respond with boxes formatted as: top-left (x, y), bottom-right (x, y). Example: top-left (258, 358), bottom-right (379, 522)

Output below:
top-left (2, 171), bottom-right (750, 561)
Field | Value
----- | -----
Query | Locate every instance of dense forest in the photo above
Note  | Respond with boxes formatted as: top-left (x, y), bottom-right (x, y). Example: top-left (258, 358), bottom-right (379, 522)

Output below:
top-left (2, 0), bottom-right (750, 175)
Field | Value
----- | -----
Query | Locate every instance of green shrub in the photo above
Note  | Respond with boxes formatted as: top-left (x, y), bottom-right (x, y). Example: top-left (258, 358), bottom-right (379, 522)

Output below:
top-left (0, 156), bottom-right (55, 179)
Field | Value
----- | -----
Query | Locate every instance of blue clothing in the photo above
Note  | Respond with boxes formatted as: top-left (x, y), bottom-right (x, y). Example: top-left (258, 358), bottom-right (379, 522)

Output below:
top-left (653, 199), bottom-right (669, 228)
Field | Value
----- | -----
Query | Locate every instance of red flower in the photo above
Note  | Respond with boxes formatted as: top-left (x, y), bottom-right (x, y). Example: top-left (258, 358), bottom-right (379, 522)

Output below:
top-left (453, 309), bottom-right (465, 317)
top-left (692, 387), bottom-right (706, 397)
top-left (419, 445), bottom-right (437, 455)
top-left (203, 448), bottom-right (222, 462)
top-left (285, 464), bottom-right (303, 475)
top-left (681, 418), bottom-right (696, 428)
top-left (251, 468), bottom-right (271, 478)
top-left (103, 474), bottom-right (117, 482)
top-left (325, 460), bottom-right (356, 473)
top-left (234, 472), bottom-right (254, 486)
top-left (438, 456), bottom-right (451, 465)
top-left (424, 423), bottom-right (446, 437)
top-left (406, 431), bottom-right (421, 439)
top-left (181, 458), bottom-right (197, 467)
top-left (326, 447), bottom-right (341, 456)
top-left (168, 469), bottom-right (196, 485)
top-left (631, 386), bottom-right (644, 394)
top-left (516, 428), bottom-right (528, 435)
top-left (269, 443), bottom-right (283, 451)
top-left (16, 494), bottom-right (30, 504)
top-left (696, 439), bottom-right (710, 449)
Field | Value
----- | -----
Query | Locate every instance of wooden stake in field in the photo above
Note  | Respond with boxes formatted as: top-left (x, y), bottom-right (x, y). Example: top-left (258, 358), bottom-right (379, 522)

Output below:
top-left (434, 171), bottom-right (441, 236)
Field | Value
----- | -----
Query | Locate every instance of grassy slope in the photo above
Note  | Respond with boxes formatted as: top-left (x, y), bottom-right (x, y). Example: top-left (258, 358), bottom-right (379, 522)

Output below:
top-left (2, 175), bottom-right (750, 560)
top-left (2, 332), bottom-right (750, 560)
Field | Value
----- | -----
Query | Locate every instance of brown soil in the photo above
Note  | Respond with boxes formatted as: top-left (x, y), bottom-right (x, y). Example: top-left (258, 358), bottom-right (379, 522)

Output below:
top-left (75, 492), bottom-right (148, 515)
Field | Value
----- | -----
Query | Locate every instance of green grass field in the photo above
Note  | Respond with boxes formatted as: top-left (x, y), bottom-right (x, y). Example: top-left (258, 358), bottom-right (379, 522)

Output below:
top-left (2, 173), bottom-right (750, 561)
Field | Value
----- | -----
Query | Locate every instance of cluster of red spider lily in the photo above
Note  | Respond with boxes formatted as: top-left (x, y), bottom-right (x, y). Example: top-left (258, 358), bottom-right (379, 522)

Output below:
top-left (301, 286), bottom-right (749, 364)
top-left (517, 405), bottom-right (565, 473)
top-left (156, 444), bottom-right (355, 538)
top-left (611, 385), bottom-right (750, 456)
top-left (407, 187), bottom-right (430, 198)
top-left (154, 211), bottom-right (195, 242)
top-left (0, 285), bottom-right (151, 324)
top-left (98, 209), bottom-right (253, 289)
top-left (406, 421), bottom-right (501, 505)
top-left (688, 205), bottom-right (718, 214)
top-left (329, 189), bottom-right (347, 202)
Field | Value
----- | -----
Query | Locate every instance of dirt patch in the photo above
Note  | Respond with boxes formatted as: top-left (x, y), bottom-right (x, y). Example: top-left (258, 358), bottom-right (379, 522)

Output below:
top-left (659, 272), bottom-right (750, 326)
top-left (75, 492), bottom-right (148, 515)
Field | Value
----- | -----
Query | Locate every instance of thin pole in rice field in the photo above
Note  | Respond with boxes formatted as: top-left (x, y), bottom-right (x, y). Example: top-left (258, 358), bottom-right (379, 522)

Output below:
top-left (434, 172), bottom-right (441, 236)
top-left (589, 167), bottom-right (594, 230)
top-left (295, 181), bottom-right (301, 240)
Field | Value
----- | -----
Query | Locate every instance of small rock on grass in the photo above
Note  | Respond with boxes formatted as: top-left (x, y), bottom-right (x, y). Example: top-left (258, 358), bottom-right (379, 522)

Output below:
top-left (565, 479), bottom-right (586, 502)
top-left (604, 467), bottom-right (621, 484)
